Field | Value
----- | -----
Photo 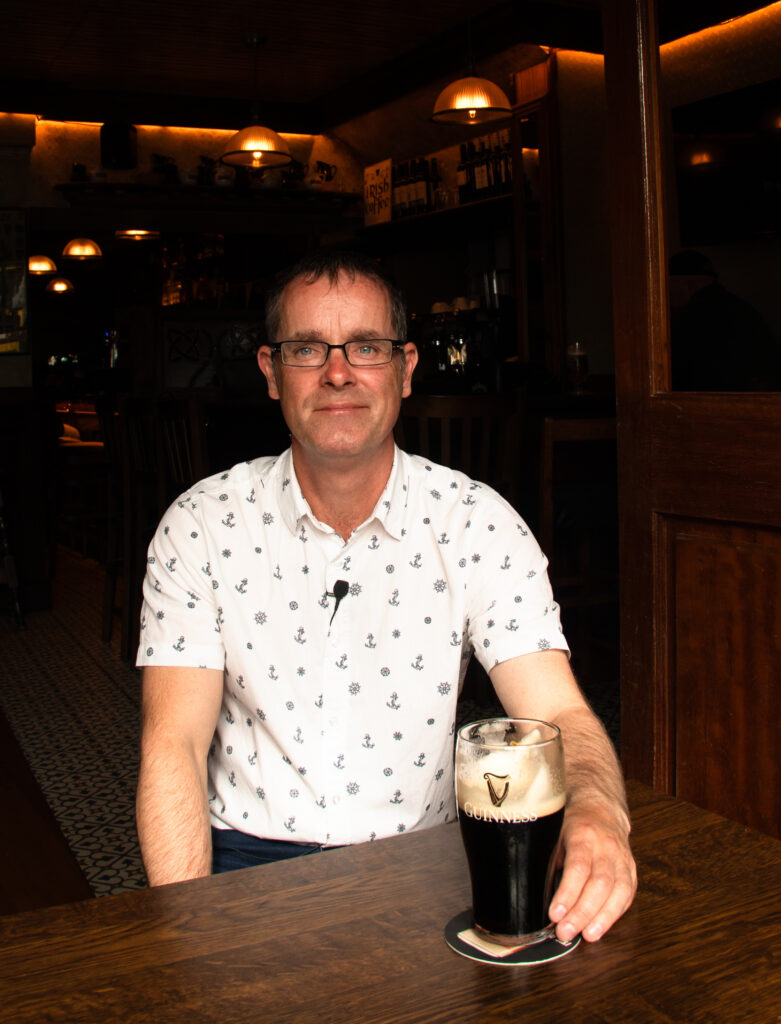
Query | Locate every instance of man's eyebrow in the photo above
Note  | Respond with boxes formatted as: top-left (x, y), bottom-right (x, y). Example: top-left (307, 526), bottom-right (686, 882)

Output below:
top-left (283, 329), bottom-right (387, 341)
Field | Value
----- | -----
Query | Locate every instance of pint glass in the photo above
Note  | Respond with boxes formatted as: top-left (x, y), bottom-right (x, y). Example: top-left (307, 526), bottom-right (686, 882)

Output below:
top-left (455, 718), bottom-right (566, 946)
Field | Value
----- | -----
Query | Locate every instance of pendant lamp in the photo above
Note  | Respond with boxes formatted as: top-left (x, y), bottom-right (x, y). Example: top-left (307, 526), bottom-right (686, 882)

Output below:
top-left (115, 229), bottom-right (161, 241)
top-left (432, 75), bottom-right (512, 125)
top-left (432, 21), bottom-right (511, 125)
top-left (28, 255), bottom-right (57, 274)
top-left (220, 34), bottom-right (291, 168)
top-left (62, 238), bottom-right (103, 259)
top-left (46, 277), bottom-right (75, 293)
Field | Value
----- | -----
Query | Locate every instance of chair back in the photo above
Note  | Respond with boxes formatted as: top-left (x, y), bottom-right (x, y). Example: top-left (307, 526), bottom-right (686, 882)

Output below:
top-left (395, 393), bottom-right (522, 508)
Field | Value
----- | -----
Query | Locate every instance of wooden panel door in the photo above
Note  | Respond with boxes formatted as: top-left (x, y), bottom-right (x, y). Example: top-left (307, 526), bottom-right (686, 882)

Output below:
top-left (602, 0), bottom-right (781, 836)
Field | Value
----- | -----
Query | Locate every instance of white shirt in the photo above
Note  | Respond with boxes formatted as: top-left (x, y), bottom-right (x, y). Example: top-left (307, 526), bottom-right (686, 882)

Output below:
top-left (137, 447), bottom-right (568, 845)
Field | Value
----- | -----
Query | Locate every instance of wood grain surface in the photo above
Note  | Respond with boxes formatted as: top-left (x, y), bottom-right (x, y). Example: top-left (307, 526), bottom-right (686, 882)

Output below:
top-left (1, 781), bottom-right (780, 1023)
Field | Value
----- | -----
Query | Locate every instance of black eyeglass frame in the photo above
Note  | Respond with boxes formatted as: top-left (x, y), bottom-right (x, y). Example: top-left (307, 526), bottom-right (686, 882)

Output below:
top-left (269, 339), bottom-right (406, 367)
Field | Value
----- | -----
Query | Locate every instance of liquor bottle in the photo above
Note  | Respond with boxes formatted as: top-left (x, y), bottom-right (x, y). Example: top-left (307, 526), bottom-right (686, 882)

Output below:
top-left (414, 159), bottom-right (427, 215)
top-left (501, 129), bottom-right (513, 187)
top-left (391, 164), bottom-right (401, 219)
top-left (456, 145), bottom-right (469, 205)
top-left (491, 133), bottom-right (506, 195)
top-left (428, 157), bottom-right (439, 211)
top-left (466, 142), bottom-right (478, 201)
top-left (473, 139), bottom-right (489, 198)
top-left (398, 162), bottom-right (410, 217)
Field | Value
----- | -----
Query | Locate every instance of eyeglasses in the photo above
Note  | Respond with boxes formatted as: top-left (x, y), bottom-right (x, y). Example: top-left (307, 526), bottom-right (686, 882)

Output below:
top-left (271, 339), bottom-right (404, 367)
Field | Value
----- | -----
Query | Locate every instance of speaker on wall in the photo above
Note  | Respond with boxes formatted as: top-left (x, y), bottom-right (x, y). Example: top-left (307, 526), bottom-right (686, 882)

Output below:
top-left (100, 121), bottom-right (138, 170)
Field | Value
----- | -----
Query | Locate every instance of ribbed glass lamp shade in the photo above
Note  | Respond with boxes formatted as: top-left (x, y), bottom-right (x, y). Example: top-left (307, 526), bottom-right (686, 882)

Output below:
top-left (220, 125), bottom-right (292, 168)
top-left (61, 237), bottom-right (103, 259)
top-left (432, 76), bottom-right (512, 124)
top-left (46, 277), bottom-right (75, 293)
top-left (28, 254), bottom-right (57, 274)
top-left (114, 229), bottom-right (161, 241)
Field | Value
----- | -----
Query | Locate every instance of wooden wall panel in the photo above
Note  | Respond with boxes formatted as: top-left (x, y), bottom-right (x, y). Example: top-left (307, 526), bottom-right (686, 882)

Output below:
top-left (674, 520), bottom-right (781, 837)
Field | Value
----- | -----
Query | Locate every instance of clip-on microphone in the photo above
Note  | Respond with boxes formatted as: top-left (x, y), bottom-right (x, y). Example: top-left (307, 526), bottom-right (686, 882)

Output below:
top-left (329, 580), bottom-right (349, 625)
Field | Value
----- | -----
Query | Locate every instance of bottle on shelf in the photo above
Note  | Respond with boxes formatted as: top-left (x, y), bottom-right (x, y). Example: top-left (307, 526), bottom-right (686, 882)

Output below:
top-left (456, 145), bottom-right (470, 206)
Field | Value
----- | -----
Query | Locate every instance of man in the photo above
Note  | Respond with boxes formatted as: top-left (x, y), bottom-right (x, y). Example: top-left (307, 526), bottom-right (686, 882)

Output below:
top-left (136, 250), bottom-right (635, 945)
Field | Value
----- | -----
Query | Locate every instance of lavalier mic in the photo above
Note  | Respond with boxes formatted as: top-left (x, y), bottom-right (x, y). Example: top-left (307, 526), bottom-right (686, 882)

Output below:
top-left (329, 579), bottom-right (349, 625)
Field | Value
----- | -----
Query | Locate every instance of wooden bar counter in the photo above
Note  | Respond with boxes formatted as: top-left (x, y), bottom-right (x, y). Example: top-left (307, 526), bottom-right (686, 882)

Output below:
top-left (1, 780), bottom-right (780, 1022)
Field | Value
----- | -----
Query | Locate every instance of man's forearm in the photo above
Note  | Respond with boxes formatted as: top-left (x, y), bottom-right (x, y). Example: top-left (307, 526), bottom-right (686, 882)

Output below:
top-left (136, 739), bottom-right (213, 886)
top-left (553, 703), bottom-right (630, 833)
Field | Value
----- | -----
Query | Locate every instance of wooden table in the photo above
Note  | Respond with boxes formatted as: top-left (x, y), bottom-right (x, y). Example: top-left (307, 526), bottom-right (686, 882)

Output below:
top-left (2, 781), bottom-right (780, 1023)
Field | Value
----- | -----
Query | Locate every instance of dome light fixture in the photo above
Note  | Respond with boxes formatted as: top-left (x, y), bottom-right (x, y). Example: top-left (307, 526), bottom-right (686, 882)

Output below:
top-left (220, 33), bottom-right (291, 169)
top-left (115, 229), bottom-right (161, 241)
top-left (432, 75), bottom-right (512, 125)
top-left (61, 237), bottom-right (103, 259)
top-left (28, 254), bottom-right (57, 274)
top-left (46, 277), bottom-right (75, 293)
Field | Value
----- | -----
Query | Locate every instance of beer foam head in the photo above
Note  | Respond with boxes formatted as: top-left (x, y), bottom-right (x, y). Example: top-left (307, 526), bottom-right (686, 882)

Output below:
top-left (456, 720), bottom-right (566, 820)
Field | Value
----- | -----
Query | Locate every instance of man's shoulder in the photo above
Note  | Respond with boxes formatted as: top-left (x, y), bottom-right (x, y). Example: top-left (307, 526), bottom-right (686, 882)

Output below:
top-left (185, 452), bottom-right (288, 499)
top-left (399, 449), bottom-right (514, 514)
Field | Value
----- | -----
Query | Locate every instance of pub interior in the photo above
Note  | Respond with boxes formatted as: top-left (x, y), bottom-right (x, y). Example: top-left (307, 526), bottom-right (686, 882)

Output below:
top-left (1, 0), bottom-right (780, 954)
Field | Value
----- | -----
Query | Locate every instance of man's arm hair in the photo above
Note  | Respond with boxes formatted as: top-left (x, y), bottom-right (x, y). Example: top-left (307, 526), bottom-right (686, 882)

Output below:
top-left (136, 665), bottom-right (224, 886)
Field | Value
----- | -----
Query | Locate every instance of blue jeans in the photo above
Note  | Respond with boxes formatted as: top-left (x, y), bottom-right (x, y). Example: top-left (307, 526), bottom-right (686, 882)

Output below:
top-left (211, 827), bottom-right (333, 873)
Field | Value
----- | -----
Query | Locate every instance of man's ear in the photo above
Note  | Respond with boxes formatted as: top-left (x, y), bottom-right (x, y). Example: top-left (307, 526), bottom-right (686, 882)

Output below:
top-left (401, 343), bottom-right (419, 398)
top-left (257, 346), bottom-right (280, 400)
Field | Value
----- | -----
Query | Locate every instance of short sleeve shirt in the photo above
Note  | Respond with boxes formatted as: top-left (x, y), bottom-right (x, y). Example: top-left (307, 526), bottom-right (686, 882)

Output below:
top-left (137, 447), bottom-right (568, 845)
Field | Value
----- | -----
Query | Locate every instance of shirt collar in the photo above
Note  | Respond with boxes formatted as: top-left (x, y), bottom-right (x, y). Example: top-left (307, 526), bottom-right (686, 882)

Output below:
top-left (274, 445), bottom-right (409, 541)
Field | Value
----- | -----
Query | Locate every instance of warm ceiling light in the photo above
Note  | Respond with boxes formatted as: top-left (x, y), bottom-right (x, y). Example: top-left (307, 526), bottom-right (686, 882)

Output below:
top-left (28, 254), bottom-right (57, 274)
top-left (432, 75), bottom-right (512, 124)
top-left (114, 229), bottom-right (161, 240)
top-left (61, 237), bottom-right (103, 259)
top-left (46, 277), bottom-right (75, 293)
top-left (220, 31), bottom-right (292, 168)
top-left (220, 124), bottom-right (291, 168)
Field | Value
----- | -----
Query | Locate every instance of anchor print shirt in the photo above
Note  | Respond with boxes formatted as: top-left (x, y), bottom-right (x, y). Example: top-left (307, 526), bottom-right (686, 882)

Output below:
top-left (137, 446), bottom-right (568, 846)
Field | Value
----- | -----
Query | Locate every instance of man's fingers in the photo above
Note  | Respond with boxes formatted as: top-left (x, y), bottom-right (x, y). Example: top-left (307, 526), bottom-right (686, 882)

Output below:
top-left (549, 820), bottom-right (637, 942)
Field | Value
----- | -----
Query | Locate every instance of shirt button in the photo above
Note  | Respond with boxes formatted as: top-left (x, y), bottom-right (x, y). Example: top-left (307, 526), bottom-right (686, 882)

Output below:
top-left (333, 795), bottom-right (340, 805)
top-left (329, 717), bottom-right (337, 727)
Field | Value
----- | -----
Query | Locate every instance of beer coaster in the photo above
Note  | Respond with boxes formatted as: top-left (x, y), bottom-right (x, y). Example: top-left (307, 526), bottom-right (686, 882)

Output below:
top-left (444, 910), bottom-right (580, 966)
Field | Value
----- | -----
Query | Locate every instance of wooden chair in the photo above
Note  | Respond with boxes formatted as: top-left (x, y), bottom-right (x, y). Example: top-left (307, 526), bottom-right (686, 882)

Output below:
top-left (117, 396), bottom-right (209, 662)
top-left (537, 415), bottom-right (619, 679)
top-left (395, 392), bottom-right (524, 704)
top-left (394, 392), bottom-right (523, 509)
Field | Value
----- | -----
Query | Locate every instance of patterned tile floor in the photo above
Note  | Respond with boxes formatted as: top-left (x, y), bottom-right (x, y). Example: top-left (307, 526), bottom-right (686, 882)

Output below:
top-left (0, 548), bottom-right (619, 897)
top-left (0, 548), bottom-right (146, 896)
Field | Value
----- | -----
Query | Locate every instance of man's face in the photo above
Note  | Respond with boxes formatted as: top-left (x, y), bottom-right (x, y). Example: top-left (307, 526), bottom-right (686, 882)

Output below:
top-left (257, 272), bottom-right (417, 463)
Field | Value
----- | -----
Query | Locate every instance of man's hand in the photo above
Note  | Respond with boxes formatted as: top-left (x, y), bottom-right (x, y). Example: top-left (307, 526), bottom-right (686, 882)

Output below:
top-left (549, 800), bottom-right (637, 943)
top-left (490, 650), bottom-right (637, 942)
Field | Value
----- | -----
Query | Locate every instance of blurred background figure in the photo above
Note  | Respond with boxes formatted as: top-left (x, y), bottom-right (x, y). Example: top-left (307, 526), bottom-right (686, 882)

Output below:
top-left (669, 249), bottom-right (781, 391)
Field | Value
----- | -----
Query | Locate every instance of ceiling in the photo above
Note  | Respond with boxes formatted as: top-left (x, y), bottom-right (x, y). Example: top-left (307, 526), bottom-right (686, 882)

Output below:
top-left (0, 0), bottom-right (768, 134)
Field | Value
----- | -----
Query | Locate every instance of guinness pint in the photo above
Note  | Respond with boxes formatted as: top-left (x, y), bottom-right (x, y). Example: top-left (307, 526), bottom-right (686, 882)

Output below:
top-left (456, 718), bottom-right (566, 946)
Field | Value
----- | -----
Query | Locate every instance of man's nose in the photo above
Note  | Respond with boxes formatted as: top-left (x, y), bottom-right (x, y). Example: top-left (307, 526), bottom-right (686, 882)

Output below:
top-left (321, 345), bottom-right (355, 384)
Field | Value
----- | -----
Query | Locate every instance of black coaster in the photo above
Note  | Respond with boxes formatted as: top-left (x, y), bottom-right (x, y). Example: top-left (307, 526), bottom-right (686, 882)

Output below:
top-left (445, 910), bottom-right (581, 966)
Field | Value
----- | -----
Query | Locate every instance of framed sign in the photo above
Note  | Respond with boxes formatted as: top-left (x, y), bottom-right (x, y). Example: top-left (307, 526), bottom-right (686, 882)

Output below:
top-left (363, 159), bottom-right (392, 226)
top-left (0, 210), bottom-right (27, 354)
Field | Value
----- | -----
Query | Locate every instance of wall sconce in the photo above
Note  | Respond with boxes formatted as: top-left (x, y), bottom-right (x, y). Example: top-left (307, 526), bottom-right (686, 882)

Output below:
top-left (62, 238), bottom-right (103, 259)
top-left (28, 255), bottom-right (57, 274)
top-left (46, 277), bottom-right (75, 293)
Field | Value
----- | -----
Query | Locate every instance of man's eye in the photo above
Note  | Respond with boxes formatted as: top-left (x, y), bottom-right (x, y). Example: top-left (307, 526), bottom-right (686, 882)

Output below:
top-left (355, 342), bottom-right (380, 356)
top-left (291, 344), bottom-right (317, 357)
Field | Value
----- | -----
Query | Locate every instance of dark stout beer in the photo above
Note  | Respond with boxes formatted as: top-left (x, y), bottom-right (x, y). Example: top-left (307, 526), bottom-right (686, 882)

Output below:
top-left (456, 719), bottom-right (566, 945)
top-left (458, 804), bottom-right (564, 940)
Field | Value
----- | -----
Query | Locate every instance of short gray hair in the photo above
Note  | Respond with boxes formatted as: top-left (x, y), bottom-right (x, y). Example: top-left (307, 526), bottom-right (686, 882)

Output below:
top-left (264, 250), bottom-right (407, 344)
